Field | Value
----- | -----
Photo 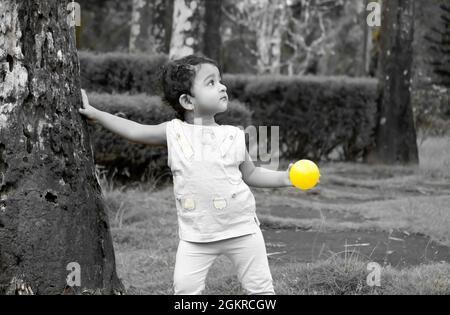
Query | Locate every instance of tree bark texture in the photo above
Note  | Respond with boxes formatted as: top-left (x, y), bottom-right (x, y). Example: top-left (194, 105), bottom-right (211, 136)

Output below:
top-left (0, 0), bottom-right (124, 295)
top-left (203, 0), bottom-right (222, 64)
top-left (369, 0), bottom-right (419, 164)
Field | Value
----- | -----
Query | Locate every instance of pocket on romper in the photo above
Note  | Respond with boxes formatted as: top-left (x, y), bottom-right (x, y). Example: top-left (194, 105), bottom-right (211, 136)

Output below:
top-left (175, 193), bottom-right (202, 231)
top-left (210, 194), bottom-right (245, 227)
top-left (205, 198), bottom-right (230, 230)
top-left (213, 197), bottom-right (227, 210)
top-left (176, 193), bottom-right (197, 212)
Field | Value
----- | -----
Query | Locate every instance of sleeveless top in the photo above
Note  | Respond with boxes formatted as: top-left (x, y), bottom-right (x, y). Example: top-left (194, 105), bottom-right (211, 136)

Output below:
top-left (166, 118), bottom-right (261, 243)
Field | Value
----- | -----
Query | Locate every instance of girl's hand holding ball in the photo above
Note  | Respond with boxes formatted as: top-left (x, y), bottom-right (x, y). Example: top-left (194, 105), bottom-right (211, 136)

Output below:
top-left (288, 160), bottom-right (321, 190)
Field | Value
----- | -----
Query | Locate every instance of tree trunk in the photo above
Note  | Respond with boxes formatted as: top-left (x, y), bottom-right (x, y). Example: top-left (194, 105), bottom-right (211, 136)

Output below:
top-left (414, 1), bottom-right (448, 88)
top-left (203, 0), bottom-right (222, 64)
top-left (362, 0), bottom-right (371, 76)
top-left (256, 0), bottom-right (286, 75)
top-left (169, 0), bottom-right (205, 59)
top-left (0, 0), bottom-right (124, 295)
top-left (129, 0), bottom-right (174, 54)
top-left (368, 0), bottom-right (419, 164)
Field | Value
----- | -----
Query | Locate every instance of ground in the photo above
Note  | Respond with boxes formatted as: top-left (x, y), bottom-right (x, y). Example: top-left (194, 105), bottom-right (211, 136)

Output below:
top-left (101, 136), bottom-right (450, 295)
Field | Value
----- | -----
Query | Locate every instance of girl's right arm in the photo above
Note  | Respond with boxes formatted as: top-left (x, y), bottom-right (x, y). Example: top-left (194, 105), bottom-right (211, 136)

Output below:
top-left (79, 90), bottom-right (167, 147)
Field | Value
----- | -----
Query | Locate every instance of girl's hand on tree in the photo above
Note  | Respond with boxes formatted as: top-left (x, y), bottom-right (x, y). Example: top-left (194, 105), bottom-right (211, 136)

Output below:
top-left (79, 89), bottom-right (99, 123)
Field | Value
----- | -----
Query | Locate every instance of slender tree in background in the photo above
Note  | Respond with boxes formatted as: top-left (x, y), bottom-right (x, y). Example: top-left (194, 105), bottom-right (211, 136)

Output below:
top-left (204, 0), bottom-right (223, 64)
top-left (129, 0), bottom-right (174, 54)
top-left (368, 0), bottom-right (419, 164)
top-left (0, 0), bottom-right (124, 294)
top-left (169, 0), bottom-right (205, 59)
top-left (426, 3), bottom-right (450, 87)
top-left (362, 0), bottom-right (372, 76)
top-left (76, 0), bottom-right (133, 52)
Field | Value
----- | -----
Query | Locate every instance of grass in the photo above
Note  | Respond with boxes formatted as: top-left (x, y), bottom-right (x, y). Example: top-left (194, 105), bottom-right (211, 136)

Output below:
top-left (251, 136), bottom-right (450, 245)
top-left (97, 135), bottom-right (450, 295)
top-left (272, 259), bottom-right (450, 295)
top-left (419, 136), bottom-right (450, 173)
top-left (102, 184), bottom-right (450, 295)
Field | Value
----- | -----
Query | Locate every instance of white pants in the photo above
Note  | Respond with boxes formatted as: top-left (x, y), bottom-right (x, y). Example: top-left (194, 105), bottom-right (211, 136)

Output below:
top-left (173, 227), bottom-right (275, 295)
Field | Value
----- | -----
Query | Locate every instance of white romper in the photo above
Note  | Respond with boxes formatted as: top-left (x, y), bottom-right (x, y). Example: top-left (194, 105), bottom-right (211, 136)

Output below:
top-left (166, 118), bottom-right (261, 243)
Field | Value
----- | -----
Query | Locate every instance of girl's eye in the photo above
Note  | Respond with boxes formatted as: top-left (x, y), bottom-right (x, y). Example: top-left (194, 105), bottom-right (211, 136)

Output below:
top-left (208, 80), bottom-right (215, 86)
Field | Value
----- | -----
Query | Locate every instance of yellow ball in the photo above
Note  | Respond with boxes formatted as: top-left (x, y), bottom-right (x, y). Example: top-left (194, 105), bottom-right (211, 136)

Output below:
top-left (289, 160), bottom-right (321, 190)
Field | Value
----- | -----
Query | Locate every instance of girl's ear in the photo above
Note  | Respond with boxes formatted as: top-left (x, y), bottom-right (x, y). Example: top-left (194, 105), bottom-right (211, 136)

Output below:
top-left (179, 94), bottom-right (195, 111)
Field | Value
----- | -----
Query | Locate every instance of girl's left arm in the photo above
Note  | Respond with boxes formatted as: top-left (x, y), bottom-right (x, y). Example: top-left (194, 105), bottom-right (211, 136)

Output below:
top-left (239, 149), bottom-right (294, 188)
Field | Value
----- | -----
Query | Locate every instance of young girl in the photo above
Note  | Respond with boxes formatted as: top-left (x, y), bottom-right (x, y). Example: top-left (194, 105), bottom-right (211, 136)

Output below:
top-left (79, 55), bottom-right (294, 295)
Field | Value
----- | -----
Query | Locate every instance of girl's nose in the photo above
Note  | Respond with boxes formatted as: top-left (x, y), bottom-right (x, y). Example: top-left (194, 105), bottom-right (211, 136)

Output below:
top-left (219, 83), bottom-right (227, 92)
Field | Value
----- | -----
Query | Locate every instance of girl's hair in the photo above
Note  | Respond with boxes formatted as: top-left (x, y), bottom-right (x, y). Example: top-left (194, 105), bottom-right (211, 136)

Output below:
top-left (160, 55), bottom-right (220, 120)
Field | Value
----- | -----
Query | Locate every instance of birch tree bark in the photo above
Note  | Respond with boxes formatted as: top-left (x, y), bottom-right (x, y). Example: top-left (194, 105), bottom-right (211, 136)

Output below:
top-left (129, 0), bottom-right (174, 54)
top-left (222, 0), bottom-right (337, 75)
top-left (169, 0), bottom-right (205, 60)
top-left (256, 0), bottom-right (287, 75)
top-left (0, 0), bottom-right (124, 294)
top-left (222, 0), bottom-right (287, 74)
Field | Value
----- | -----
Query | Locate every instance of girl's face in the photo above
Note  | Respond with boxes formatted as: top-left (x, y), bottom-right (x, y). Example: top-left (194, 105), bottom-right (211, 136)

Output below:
top-left (190, 63), bottom-right (228, 116)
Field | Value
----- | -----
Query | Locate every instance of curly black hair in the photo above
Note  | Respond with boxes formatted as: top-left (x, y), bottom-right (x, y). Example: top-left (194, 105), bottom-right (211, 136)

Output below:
top-left (160, 55), bottom-right (220, 120)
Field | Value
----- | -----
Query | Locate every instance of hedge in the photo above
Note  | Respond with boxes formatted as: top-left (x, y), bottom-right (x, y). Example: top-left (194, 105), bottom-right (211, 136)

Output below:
top-left (79, 51), bottom-right (380, 162)
top-left (87, 93), bottom-right (253, 183)
top-left (79, 51), bottom-right (168, 95)
top-left (223, 75), bottom-right (380, 161)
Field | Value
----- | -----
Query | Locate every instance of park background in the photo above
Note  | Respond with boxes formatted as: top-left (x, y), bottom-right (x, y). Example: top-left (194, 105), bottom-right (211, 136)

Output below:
top-left (0, 0), bottom-right (449, 295)
top-left (79, 0), bottom-right (450, 294)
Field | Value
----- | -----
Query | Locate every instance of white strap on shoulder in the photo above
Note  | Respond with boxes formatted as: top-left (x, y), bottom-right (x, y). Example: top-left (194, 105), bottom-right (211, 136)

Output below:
top-left (172, 119), bottom-right (194, 160)
top-left (219, 127), bottom-right (239, 157)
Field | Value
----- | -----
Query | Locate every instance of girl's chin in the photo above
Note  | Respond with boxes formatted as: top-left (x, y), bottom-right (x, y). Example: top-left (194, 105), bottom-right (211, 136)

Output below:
top-left (215, 106), bottom-right (227, 115)
top-left (217, 99), bottom-right (228, 107)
